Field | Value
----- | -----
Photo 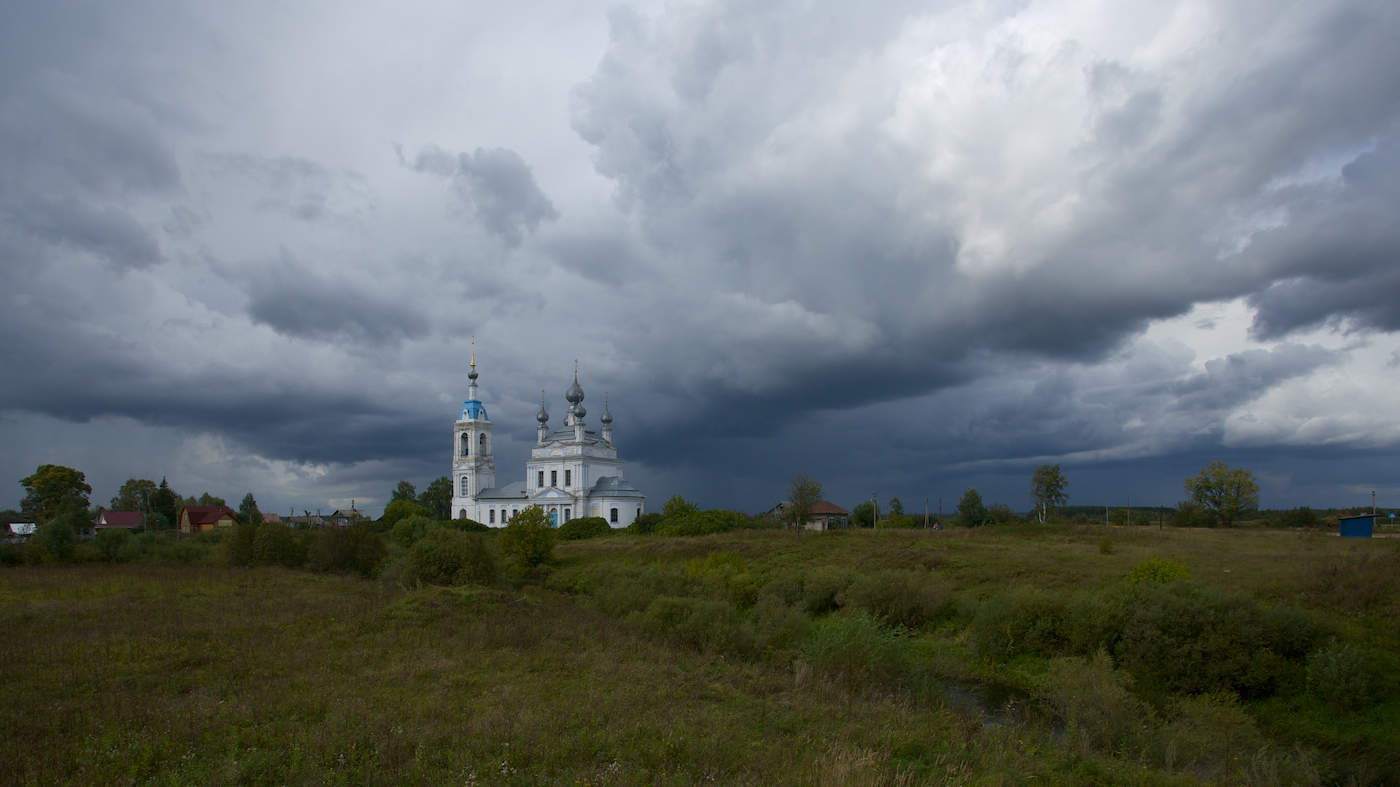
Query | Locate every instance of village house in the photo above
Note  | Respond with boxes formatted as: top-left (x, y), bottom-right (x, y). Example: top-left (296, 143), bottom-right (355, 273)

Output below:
top-left (178, 505), bottom-right (237, 534)
top-left (94, 511), bottom-right (144, 533)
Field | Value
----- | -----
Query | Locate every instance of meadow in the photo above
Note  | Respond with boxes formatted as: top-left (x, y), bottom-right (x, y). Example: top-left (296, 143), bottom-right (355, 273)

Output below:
top-left (1, 524), bottom-right (1396, 785)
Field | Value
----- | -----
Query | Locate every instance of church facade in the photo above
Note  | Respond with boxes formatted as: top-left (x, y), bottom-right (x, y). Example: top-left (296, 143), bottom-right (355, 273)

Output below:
top-left (449, 355), bottom-right (647, 528)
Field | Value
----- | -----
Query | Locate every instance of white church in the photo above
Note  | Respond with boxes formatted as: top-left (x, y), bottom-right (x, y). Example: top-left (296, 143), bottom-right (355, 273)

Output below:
top-left (449, 353), bottom-right (647, 527)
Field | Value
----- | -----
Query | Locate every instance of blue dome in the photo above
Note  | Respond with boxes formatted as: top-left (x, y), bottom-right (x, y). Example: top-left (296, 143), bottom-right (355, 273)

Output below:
top-left (460, 399), bottom-right (488, 420)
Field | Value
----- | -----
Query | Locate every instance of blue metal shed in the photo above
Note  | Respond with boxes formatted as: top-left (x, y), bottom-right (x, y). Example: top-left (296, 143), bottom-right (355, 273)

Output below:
top-left (1339, 515), bottom-right (1374, 538)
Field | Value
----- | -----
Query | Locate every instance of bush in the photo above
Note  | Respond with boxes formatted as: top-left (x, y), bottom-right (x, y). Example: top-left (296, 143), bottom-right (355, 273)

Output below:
top-left (253, 523), bottom-right (305, 567)
top-left (1038, 652), bottom-right (1150, 757)
top-left (225, 521), bottom-right (258, 566)
top-left (627, 512), bottom-right (663, 534)
top-left (836, 569), bottom-right (952, 629)
top-left (632, 595), bottom-right (746, 653)
top-left (972, 585), bottom-right (1070, 661)
top-left (498, 506), bottom-right (554, 569)
top-left (402, 529), bottom-right (500, 587)
top-left (1126, 557), bottom-right (1191, 585)
top-left (800, 610), bottom-right (921, 691)
top-left (557, 516), bottom-right (612, 541)
top-left (655, 509), bottom-right (752, 537)
top-left (448, 518), bottom-right (490, 532)
top-left (36, 520), bottom-right (76, 562)
top-left (1306, 639), bottom-right (1374, 711)
top-left (93, 528), bottom-right (131, 562)
top-left (391, 514), bottom-right (439, 547)
top-left (308, 523), bottom-right (386, 578)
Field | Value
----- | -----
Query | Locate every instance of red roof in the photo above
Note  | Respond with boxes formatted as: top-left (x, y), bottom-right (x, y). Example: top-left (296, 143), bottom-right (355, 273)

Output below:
top-left (810, 501), bottom-right (850, 516)
top-left (97, 511), bottom-right (143, 527)
top-left (260, 512), bottom-right (281, 523)
top-left (184, 505), bottom-right (237, 525)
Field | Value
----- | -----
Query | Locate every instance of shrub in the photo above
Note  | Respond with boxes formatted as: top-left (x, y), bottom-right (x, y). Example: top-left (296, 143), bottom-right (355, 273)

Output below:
top-left (800, 566), bottom-right (854, 616)
top-left (632, 595), bottom-right (746, 653)
top-left (747, 594), bottom-right (812, 655)
top-left (93, 528), bottom-right (131, 562)
top-left (557, 516), bottom-right (612, 541)
top-left (972, 585), bottom-right (1070, 661)
top-left (403, 529), bottom-right (500, 587)
top-left (225, 521), bottom-right (258, 566)
top-left (1039, 651), bottom-right (1151, 758)
top-left (381, 498), bottom-right (428, 527)
top-left (836, 569), bottom-right (952, 629)
top-left (253, 523), bottom-right (305, 567)
top-left (655, 509), bottom-right (752, 537)
top-left (1306, 639), bottom-right (1374, 711)
top-left (390, 514), bottom-right (439, 547)
top-left (448, 517), bottom-right (490, 533)
top-left (628, 512), bottom-right (662, 534)
top-left (1126, 557), bottom-right (1191, 585)
top-left (498, 506), bottom-right (554, 569)
top-left (687, 552), bottom-right (759, 607)
top-left (800, 610), bottom-right (921, 691)
top-left (1158, 693), bottom-right (1264, 777)
top-left (308, 523), bottom-right (386, 578)
top-left (36, 520), bottom-right (76, 562)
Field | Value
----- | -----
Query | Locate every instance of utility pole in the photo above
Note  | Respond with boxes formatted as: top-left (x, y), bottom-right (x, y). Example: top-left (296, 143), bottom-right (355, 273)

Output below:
top-left (1372, 490), bottom-right (1377, 515)
top-left (924, 497), bottom-right (929, 529)
top-left (872, 493), bottom-right (878, 529)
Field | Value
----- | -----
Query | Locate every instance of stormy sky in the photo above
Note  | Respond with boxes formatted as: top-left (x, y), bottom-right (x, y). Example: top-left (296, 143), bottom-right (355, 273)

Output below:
top-left (3, 0), bottom-right (1398, 517)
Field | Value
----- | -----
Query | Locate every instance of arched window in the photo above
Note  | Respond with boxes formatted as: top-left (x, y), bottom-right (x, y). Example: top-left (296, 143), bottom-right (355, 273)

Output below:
top-left (489, 510), bottom-right (495, 524)
top-left (461, 433), bottom-right (469, 456)
top-left (479, 433), bottom-right (487, 452)
top-left (458, 509), bottom-right (466, 519)
top-left (610, 507), bottom-right (618, 523)
top-left (460, 476), bottom-right (468, 496)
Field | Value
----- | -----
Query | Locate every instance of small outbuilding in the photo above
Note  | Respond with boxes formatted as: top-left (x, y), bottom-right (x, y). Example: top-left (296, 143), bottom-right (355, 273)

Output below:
top-left (1339, 514), bottom-right (1374, 538)
top-left (179, 505), bottom-right (238, 534)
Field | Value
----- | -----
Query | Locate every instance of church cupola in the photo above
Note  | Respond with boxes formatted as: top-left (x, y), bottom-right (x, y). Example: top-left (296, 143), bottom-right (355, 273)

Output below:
top-left (460, 341), bottom-right (488, 421)
top-left (451, 342), bottom-right (495, 519)
top-left (536, 389), bottom-right (550, 444)
top-left (566, 363), bottom-right (586, 441)
top-left (601, 393), bottom-right (613, 443)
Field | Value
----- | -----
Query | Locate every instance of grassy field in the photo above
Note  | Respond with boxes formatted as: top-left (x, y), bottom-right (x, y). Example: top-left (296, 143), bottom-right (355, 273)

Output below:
top-left (2, 524), bottom-right (1397, 785)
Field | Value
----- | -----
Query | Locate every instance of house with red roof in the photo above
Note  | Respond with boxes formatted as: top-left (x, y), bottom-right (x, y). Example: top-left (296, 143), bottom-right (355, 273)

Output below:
top-left (178, 505), bottom-right (238, 534)
top-left (765, 500), bottom-right (851, 530)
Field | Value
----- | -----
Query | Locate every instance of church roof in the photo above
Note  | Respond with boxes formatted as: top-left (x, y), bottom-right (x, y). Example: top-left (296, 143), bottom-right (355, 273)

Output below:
top-left (476, 481), bottom-right (527, 501)
top-left (460, 399), bottom-right (487, 420)
top-left (588, 476), bottom-right (644, 497)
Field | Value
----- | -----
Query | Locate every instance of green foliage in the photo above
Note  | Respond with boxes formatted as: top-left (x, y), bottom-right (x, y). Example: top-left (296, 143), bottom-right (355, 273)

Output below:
top-left (390, 514), bottom-right (438, 547)
top-left (655, 509), bottom-right (752, 536)
top-left (109, 478), bottom-right (157, 512)
top-left (1126, 557), bottom-right (1191, 585)
top-left (402, 529), bottom-right (500, 587)
top-left (1098, 537), bottom-right (1114, 555)
top-left (225, 520), bottom-right (258, 566)
top-left (887, 497), bottom-right (904, 516)
top-left (20, 464), bottom-right (91, 523)
top-left (391, 480), bottom-right (417, 502)
top-left (237, 493), bottom-right (262, 525)
top-left (417, 476), bottom-right (452, 520)
top-left (557, 516), bottom-right (612, 541)
top-left (1030, 464), bottom-right (1069, 523)
top-left (1281, 506), bottom-right (1322, 528)
top-left (800, 610), bottom-right (921, 691)
top-left (661, 495), bottom-right (698, 520)
top-left (874, 513), bottom-right (917, 529)
top-left (1039, 652), bottom-right (1150, 757)
top-left (1306, 639), bottom-right (1375, 711)
top-left (447, 517), bottom-right (490, 533)
top-left (307, 523), bottom-right (386, 578)
top-left (627, 512), bottom-right (662, 534)
top-left (849, 500), bottom-right (875, 528)
top-left (972, 585), bottom-right (1070, 661)
top-left (381, 498), bottom-right (428, 527)
top-left (150, 478), bottom-right (179, 529)
top-left (92, 528), bottom-right (132, 562)
top-left (786, 474), bottom-right (822, 528)
top-left (632, 595), bottom-right (745, 653)
top-left (835, 569), bottom-right (952, 628)
top-left (1184, 461), bottom-right (1259, 527)
top-left (956, 488), bottom-right (987, 527)
top-left (35, 518), bottom-right (77, 562)
top-left (253, 523), bottom-right (305, 567)
top-left (498, 506), bottom-right (555, 569)
top-left (194, 492), bottom-right (226, 507)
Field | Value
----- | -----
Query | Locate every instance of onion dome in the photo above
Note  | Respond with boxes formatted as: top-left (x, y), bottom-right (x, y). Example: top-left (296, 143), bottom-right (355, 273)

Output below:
top-left (536, 390), bottom-right (549, 423)
top-left (600, 393), bottom-right (613, 425)
top-left (468, 339), bottom-right (478, 380)
top-left (565, 363), bottom-right (584, 405)
top-left (574, 403), bottom-right (587, 419)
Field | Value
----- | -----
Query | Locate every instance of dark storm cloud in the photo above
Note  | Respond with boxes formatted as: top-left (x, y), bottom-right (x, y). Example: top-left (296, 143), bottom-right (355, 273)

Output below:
top-left (8, 196), bottom-right (163, 269)
top-left (410, 145), bottom-right (559, 246)
top-left (244, 257), bottom-right (431, 346)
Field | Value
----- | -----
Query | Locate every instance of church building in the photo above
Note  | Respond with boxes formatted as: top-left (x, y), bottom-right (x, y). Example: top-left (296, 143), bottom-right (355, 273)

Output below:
top-left (449, 353), bottom-right (647, 527)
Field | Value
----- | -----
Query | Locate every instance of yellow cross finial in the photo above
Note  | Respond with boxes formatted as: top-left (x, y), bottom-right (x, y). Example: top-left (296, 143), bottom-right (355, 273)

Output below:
top-left (470, 336), bottom-right (476, 368)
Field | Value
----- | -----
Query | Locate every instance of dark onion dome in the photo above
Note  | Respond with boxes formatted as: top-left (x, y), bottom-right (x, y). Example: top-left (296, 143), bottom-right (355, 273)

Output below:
top-left (536, 391), bottom-right (549, 423)
top-left (565, 363), bottom-right (585, 404)
top-left (600, 393), bottom-right (613, 424)
top-left (573, 403), bottom-right (586, 419)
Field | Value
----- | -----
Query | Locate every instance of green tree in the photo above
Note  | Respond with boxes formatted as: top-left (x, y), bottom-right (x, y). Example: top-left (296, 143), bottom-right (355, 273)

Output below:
top-left (956, 488), bottom-right (987, 527)
top-left (850, 500), bottom-right (876, 528)
top-left (191, 492), bottom-right (225, 507)
top-left (253, 523), bottom-right (305, 567)
top-left (36, 518), bottom-right (77, 561)
top-left (150, 478), bottom-right (179, 529)
top-left (888, 497), bottom-right (904, 516)
top-left (391, 480), bottom-right (417, 503)
top-left (786, 474), bottom-right (823, 529)
top-left (382, 498), bottom-right (428, 527)
top-left (662, 495), bottom-right (699, 520)
top-left (417, 476), bottom-right (452, 520)
top-left (499, 505), bottom-right (555, 569)
top-left (1184, 461), bottom-right (1259, 527)
top-left (226, 520), bottom-right (258, 566)
top-left (110, 478), bottom-right (157, 513)
top-left (1030, 464), bottom-right (1069, 523)
top-left (20, 464), bottom-right (92, 523)
top-left (238, 492), bottom-right (263, 526)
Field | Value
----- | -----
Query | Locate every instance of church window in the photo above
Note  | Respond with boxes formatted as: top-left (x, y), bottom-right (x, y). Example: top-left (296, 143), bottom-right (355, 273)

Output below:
top-left (489, 509), bottom-right (495, 524)
top-left (460, 476), bottom-right (468, 496)
top-left (564, 507), bottom-right (571, 521)
top-left (565, 469), bottom-right (572, 487)
top-left (551, 470), bottom-right (557, 487)
top-left (458, 509), bottom-right (466, 519)
top-left (610, 508), bottom-right (618, 523)
top-left (636, 508), bottom-right (641, 520)
top-left (461, 434), bottom-right (469, 455)
top-left (479, 433), bottom-right (487, 451)
top-left (537, 470), bottom-right (544, 488)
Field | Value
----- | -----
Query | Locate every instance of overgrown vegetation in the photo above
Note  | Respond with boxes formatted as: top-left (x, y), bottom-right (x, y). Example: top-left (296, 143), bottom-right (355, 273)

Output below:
top-left (3, 524), bottom-right (1397, 783)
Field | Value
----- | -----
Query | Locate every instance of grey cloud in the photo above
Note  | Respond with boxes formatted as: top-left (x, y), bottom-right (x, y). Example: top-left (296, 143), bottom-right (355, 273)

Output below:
top-left (245, 260), bottom-right (431, 347)
top-left (411, 145), bottom-right (558, 246)
top-left (9, 196), bottom-right (162, 269)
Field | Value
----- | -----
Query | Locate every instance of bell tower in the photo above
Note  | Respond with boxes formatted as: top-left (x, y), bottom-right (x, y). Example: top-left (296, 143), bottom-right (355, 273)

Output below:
top-left (450, 343), bottom-right (494, 520)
